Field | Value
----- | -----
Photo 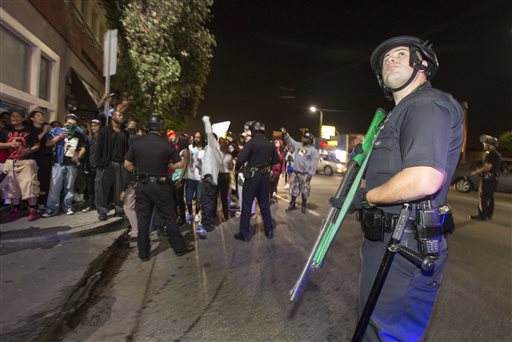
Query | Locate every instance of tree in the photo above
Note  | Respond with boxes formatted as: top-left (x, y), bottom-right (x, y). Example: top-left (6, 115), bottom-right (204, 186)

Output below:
top-left (499, 130), bottom-right (512, 153)
top-left (102, 0), bottom-right (215, 130)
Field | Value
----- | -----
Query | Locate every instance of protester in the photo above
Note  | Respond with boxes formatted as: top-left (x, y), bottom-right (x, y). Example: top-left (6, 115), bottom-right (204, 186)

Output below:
top-left (82, 119), bottom-right (101, 213)
top-left (42, 114), bottom-right (86, 217)
top-left (0, 111), bottom-right (41, 221)
top-left (218, 137), bottom-right (233, 220)
top-left (95, 110), bottom-right (130, 220)
top-left (270, 139), bottom-right (285, 203)
top-left (172, 134), bottom-right (190, 225)
top-left (185, 131), bottom-right (205, 224)
top-left (27, 108), bottom-right (52, 206)
top-left (281, 129), bottom-right (319, 213)
top-left (196, 116), bottom-right (223, 233)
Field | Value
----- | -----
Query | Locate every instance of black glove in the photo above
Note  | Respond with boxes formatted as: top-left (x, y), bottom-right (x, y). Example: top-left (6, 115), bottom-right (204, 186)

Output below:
top-left (348, 188), bottom-right (374, 214)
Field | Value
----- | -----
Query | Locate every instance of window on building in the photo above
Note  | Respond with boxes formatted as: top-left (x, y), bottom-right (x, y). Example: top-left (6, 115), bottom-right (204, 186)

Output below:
top-left (39, 56), bottom-right (51, 100)
top-left (0, 25), bottom-right (30, 92)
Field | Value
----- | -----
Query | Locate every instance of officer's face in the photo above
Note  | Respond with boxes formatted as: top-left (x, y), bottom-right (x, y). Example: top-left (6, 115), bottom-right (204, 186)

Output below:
top-left (381, 46), bottom-right (415, 89)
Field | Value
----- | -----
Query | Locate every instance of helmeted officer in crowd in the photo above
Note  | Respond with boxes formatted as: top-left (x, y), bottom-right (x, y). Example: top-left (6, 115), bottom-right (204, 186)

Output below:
top-left (351, 36), bottom-right (464, 340)
top-left (234, 121), bottom-right (279, 241)
top-left (280, 129), bottom-right (319, 213)
top-left (124, 115), bottom-right (194, 261)
top-left (469, 134), bottom-right (502, 220)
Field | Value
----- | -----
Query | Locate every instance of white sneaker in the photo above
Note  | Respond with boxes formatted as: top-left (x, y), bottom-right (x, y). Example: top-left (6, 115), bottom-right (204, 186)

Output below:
top-left (284, 183), bottom-right (290, 189)
top-left (194, 214), bottom-right (201, 223)
top-left (66, 208), bottom-right (75, 215)
top-left (42, 211), bottom-right (57, 218)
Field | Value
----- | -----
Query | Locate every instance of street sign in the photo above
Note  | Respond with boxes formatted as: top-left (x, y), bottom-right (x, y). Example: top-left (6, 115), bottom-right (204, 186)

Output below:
top-left (103, 29), bottom-right (118, 77)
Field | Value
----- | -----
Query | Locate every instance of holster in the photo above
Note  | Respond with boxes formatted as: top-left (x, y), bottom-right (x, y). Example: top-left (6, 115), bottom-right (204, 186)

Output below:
top-left (359, 208), bottom-right (398, 241)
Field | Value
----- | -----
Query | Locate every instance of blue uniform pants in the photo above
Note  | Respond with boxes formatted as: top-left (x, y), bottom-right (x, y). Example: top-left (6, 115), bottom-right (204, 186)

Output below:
top-left (359, 231), bottom-right (447, 342)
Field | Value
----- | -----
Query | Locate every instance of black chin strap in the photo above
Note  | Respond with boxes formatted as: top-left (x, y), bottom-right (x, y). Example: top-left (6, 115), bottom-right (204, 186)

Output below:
top-left (382, 46), bottom-right (426, 97)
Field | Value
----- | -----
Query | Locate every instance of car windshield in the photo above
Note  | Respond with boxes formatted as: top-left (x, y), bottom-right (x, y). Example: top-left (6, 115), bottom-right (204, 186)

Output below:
top-left (323, 155), bottom-right (341, 163)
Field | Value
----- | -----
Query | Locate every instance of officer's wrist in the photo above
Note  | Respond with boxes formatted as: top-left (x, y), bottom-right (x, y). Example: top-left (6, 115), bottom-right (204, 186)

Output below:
top-left (363, 189), bottom-right (376, 207)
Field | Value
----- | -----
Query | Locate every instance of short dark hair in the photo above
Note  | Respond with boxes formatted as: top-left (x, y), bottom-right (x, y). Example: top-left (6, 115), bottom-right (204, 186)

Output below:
top-left (28, 108), bottom-right (46, 120)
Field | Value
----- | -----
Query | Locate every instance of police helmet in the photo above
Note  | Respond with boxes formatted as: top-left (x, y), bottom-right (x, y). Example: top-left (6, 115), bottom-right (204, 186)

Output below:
top-left (479, 134), bottom-right (498, 147)
top-left (370, 36), bottom-right (439, 97)
top-left (250, 121), bottom-right (265, 135)
top-left (147, 115), bottom-right (166, 132)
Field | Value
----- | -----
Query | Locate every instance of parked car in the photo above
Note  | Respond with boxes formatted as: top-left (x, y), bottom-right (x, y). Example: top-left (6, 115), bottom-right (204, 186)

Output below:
top-left (451, 158), bottom-right (512, 193)
top-left (317, 154), bottom-right (346, 176)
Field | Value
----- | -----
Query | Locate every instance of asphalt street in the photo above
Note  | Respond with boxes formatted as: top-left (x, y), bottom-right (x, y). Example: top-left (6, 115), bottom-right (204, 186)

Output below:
top-left (62, 175), bottom-right (512, 342)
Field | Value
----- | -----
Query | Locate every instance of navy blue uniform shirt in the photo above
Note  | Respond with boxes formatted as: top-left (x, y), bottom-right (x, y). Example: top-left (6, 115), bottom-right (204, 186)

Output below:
top-left (365, 82), bottom-right (464, 214)
top-left (125, 133), bottom-right (180, 177)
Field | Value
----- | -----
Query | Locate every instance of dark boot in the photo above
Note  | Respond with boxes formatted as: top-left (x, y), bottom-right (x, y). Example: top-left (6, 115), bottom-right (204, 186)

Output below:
top-left (286, 196), bottom-right (297, 211)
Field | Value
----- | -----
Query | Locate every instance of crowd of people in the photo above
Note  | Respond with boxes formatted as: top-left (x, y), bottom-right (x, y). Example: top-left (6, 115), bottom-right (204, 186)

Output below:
top-left (0, 97), bottom-right (319, 240)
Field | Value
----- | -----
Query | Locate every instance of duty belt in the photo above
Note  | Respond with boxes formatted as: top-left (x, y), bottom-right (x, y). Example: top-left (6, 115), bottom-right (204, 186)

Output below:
top-left (247, 165), bottom-right (271, 178)
top-left (137, 174), bottom-right (169, 185)
top-left (359, 205), bottom-right (454, 242)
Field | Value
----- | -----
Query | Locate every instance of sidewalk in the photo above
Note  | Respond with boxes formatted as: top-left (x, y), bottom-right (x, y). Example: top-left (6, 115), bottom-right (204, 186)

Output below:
top-left (0, 210), bottom-right (126, 341)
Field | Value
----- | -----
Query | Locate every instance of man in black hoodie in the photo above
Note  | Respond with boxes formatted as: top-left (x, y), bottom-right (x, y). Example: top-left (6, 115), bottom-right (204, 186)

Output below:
top-left (95, 110), bottom-right (130, 220)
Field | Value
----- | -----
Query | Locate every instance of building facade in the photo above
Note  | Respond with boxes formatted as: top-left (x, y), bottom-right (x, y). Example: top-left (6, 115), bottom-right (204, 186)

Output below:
top-left (0, 0), bottom-right (108, 123)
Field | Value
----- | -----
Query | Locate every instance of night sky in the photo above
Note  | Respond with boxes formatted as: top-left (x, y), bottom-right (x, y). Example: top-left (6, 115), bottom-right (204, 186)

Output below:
top-left (193, 0), bottom-right (511, 150)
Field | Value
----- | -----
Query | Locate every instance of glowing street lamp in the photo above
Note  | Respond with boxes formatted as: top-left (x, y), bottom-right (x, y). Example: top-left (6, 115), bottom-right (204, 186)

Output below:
top-left (310, 106), bottom-right (323, 138)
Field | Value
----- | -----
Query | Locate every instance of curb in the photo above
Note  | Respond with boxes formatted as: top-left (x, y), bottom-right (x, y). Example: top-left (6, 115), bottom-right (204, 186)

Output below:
top-left (33, 219), bottom-right (130, 341)
top-left (0, 217), bottom-right (125, 244)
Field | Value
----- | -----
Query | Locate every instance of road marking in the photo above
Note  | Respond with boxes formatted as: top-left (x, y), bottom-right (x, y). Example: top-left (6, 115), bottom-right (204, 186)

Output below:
top-left (276, 195), bottom-right (321, 217)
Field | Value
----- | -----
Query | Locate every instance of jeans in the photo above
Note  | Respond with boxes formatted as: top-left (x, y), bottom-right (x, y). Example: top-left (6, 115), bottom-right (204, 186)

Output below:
top-left (46, 163), bottom-right (78, 212)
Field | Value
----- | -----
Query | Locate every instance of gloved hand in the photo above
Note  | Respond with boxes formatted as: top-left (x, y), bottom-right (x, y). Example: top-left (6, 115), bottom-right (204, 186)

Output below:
top-left (348, 188), bottom-right (374, 214)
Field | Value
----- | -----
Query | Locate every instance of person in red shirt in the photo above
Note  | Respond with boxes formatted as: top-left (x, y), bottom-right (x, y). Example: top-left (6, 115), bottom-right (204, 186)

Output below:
top-left (0, 111), bottom-right (41, 221)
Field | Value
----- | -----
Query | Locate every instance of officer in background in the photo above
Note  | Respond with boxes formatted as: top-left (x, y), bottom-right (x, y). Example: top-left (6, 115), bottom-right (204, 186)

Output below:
top-left (469, 134), bottom-right (502, 220)
top-left (124, 115), bottom-right (194, 261)
top-left (234, 121), bottom-right (279, 241)
top-left (351, 36), bottom-right (464, 340)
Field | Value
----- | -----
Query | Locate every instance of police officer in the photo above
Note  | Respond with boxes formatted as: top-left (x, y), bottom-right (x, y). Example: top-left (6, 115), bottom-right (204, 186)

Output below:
top-left (234, 121), bottom-right (279, 241)
top-left (351, 36), bottom-right (464, 340)
top-left (124, 115), bottom-right (194, 261)
top-left (280, 129), bottom-right (319, 213)
top-left (469, 134), bottom-right (502, 220)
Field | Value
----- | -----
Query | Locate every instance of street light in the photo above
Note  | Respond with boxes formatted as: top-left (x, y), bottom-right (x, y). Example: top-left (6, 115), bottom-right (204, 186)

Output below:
top-left (310, 106), bottom-right (323, 138)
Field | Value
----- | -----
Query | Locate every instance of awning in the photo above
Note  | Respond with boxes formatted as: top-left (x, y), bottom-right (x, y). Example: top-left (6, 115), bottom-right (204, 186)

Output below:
top-left (70, 69), bottom-right (102, 113)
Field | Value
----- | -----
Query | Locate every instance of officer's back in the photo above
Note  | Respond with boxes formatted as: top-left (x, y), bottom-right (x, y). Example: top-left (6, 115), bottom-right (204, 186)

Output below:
top-left (128, 134), bottom-right (178, 176)
top-left (238, 134), bottom-right (278, 169)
